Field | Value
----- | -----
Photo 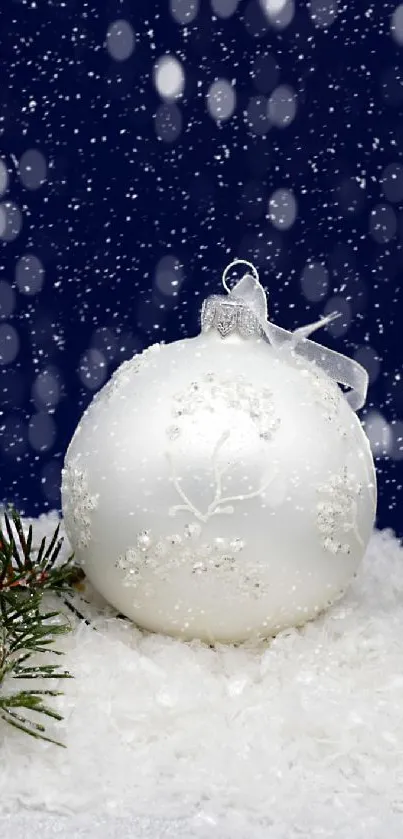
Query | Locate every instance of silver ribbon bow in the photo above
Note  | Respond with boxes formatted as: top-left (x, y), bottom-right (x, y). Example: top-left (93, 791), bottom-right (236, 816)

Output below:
top-left (203, 259), bottom-right (368, 412)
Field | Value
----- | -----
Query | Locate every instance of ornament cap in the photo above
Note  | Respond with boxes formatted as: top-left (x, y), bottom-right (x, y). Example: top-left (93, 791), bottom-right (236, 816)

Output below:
top-left (200, 259), bottom-right (266, 340)
top-left (200, 294), bottom-right (264, 339)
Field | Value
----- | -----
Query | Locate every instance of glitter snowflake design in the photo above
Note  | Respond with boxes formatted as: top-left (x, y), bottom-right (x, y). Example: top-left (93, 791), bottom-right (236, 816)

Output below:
top-left (165, 372), bottom-right (281, 523)
top-left (115, 523), bottom-right (269, 602)
top-left (316, 466), bottom-right (363, 555)
top-left (61, 457), bottom-right (99, 551)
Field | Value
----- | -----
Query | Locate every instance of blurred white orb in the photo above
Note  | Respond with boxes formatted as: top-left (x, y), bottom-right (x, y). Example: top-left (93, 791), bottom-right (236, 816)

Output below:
top-left (323, 297), bottom-right (352, 339)
top-left (369, 204), bottom-right (397, 244)
top-left (300, 262), bottom-right (329, 303)
top-left (154, 56), bottom-right (185, 101)
top-left (15, 254), bottom-right (45, 295)
top-left (363, 411), bottom-right (393, 458)
top-left (78, 348), bottom-right (108, 391)
top-left (260, 0), bottom-right (295, 28)
top-left (353, 347), bottom-right (381, 386)
top-left (154, 255), bottom-right (184, 297)
top-left (19, 149), bottom-right (47, 190)
top-left (106, 20), bottom-right (135, 61)
top-left (154, 104), bottom-right (183, 143)
top-left (0, 202), bottom-right (23, 241)
top-left (207, 79), bottom-right (236, 122)
top-left (267, 84), bottom-right (297, 128)
top-left (170, 0), bottom-right (199, 24)
top-left (0, 324), bottom-right (20, 366)
top-left (32, 369), bottom-right (61, 410)
top-left (268, 188), bottom-right (298, 230)
top-left (391, 4), bottom-right (403, 45)
top-left (0, 281), bottom-right (16, 320)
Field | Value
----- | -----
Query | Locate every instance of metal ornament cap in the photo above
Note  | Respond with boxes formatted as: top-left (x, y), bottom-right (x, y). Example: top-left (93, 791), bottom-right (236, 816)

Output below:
top-left (201, 295), bottom-right (264, 339)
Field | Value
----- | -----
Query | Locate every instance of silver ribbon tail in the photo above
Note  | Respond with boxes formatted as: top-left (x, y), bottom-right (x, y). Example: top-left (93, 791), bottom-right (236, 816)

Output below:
top-left (223, 260), bottom-right (368, 412)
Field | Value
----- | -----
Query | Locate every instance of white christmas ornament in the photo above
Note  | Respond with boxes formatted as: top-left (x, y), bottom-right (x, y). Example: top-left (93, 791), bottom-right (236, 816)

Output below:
top-left (61, 260), bottom-right (376, 644)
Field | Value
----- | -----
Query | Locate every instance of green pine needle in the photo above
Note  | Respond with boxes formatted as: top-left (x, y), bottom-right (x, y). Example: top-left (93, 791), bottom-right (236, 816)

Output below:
top-left (0, 504), bottom-right (85, 747)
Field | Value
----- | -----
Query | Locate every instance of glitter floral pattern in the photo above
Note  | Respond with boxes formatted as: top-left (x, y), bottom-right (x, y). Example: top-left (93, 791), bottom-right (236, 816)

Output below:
top-left (61, 457), bottom-right (99, 551)
top-left (115, 523), bottom-right (269, 601)
top-left (316, 466), bottom-right (363, 555)
top-left (169, 372), bottom-right (279, 440)
top-left (165, 372), bottom-right (281, 523)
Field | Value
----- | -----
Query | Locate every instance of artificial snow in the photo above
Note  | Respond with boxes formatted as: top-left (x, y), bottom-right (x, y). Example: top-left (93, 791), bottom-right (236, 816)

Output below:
top-left (1, 511), bottom-right (403, 839)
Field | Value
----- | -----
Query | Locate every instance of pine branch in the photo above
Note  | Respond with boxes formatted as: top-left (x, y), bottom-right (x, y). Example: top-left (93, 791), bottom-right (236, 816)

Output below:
top-left (0, 505), bottom-right (85, 747)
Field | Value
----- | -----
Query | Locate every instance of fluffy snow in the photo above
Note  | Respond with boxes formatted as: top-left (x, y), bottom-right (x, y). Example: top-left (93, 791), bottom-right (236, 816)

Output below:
top-left (1, 511), bottom-right (403, 839)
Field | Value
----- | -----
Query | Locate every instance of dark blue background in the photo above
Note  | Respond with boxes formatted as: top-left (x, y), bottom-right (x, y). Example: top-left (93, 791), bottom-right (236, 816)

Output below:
top-left (1, 0), bottom-right (402, 536)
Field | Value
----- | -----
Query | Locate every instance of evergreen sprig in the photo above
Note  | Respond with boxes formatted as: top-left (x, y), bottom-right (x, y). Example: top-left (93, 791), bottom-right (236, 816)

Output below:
top-left (0, 505), bottom-right (84, 747)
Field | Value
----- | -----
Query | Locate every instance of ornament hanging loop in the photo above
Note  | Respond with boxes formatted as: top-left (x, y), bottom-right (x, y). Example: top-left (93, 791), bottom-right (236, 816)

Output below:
top-left (222, 259), bottom-right (260, 295)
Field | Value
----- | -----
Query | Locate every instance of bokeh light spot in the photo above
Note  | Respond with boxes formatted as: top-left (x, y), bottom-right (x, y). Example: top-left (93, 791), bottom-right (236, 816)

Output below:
top-left (353, 346), bottom-right (381, 385)
top-left (19, 149), bottom-right (47, 190)
top-left (206, 79), bottom-right (236, 122)
top-left (300, 261), bottom-right (329, 302)
top-left (78, 348), bottom-right (108, 391)
top-left (154, 255), bottom-right (184, 297)
top-left (154, 103), bottom-right (183, 143)
top-left (323, 296), bottom-right (352, 338)
top-left (154, 56), bottom-right (185, 101)
top-left (363, 410), bottom-right (393, 458)
top-left (0, 202), bottom-right (23, 241)
top-left (267, 84), bottom-right (297, 128)
top-left (0, 281), bottom-right (16, 320)
top-left (268, 188), bottom-right (297, 230)
top-left (170, 0), bottom-right (199, 24)
top-left (391, 4), bottom-right (403, 46)
top-left (369, 203), bottom-right (397, 244)
top-left (32, 369), bottom-right (61, 410)
top-left (15, 254), bottom-right (45, 296)
top-left (106, 19), bottom-right (135, 61)
top-left (0, 324), bottom-right (20, 366)
top-left (260, 0), bottom-right (295, 28)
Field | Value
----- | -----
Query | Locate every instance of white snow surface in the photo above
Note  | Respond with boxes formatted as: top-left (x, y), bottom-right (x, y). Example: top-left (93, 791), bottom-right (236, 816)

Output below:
top-left (1, 511), bottom-right (403, 839)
